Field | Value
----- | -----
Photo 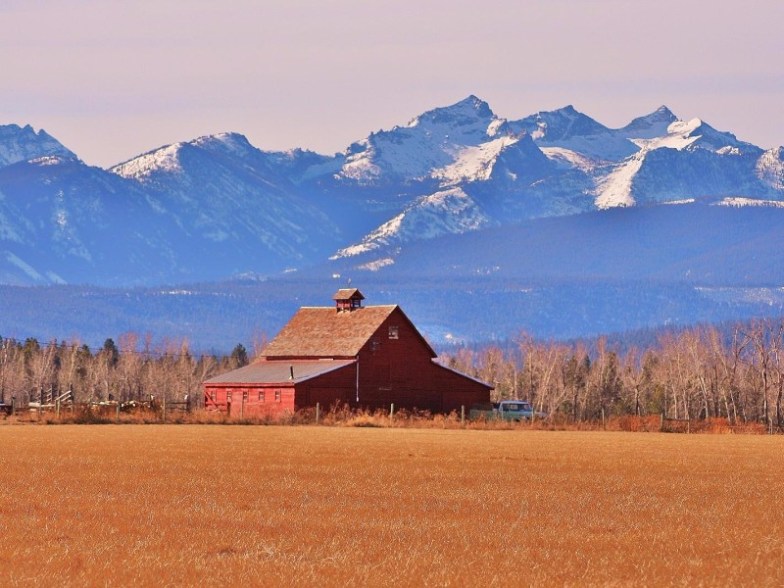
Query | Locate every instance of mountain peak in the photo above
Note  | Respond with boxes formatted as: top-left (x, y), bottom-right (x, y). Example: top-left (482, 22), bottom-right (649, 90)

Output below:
top-left (509, 105), bottom-right (609, 143)
top-left (622, 106), bottom-right (678, 139)
top-left (338, 97), bottom-right (501, 184)
top-left (654, 105), bottom-right (675, 118)
top-left (667, 118), bottom-right (759, 153)
top-left (0, 123), bottom-right (76, 168)
top-left (193, 132), bottom-right (256, 158)
top-left (406, 95), bottom-right (495, 129)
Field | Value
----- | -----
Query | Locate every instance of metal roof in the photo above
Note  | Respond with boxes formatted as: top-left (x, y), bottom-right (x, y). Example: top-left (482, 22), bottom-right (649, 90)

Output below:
top-left (204, 359), bottom-right (355, 385)
top-left (431, 360), bottom-right (495, 389)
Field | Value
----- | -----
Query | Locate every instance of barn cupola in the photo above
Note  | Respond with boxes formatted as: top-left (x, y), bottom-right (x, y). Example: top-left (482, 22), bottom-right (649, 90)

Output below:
top-left (333, 288), bottom-right (365, 312)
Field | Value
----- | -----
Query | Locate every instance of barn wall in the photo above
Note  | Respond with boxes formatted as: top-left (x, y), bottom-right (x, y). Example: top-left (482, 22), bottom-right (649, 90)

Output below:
top-left (298, 366), bottom-right (356, 411)
top-left (431, 365), bottom-right (492, 414)
top-left (352, 309), bottom-right (491, 413)
top-left (204, 384), bottom-right (295, 416)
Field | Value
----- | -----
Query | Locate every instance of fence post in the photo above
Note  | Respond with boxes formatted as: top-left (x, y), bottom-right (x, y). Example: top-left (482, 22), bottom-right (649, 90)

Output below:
top-left (390, 403), bottom-right (394, 421)
top-left (461, 405), bottom-right (465, 427)
top-left (660, 413), bottom-right (664, 432)
top-left (116, 402), bottom-right (120, 423)
top-left (162, 394), bottom-right (167, 423)
top-left (56, 399), bottom-right (60, 420)
top-left (315, 402), bottom-right (320, 424)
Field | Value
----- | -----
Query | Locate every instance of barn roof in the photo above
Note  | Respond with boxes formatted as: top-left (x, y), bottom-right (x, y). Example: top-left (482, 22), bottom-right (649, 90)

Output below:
top-left (332, 288), bottom-right (364, 301)
top-left (204, 359), bottom-right (355, 385)
top-left (262, 305), bottom-right (404, 358)
top-left (432, 360), bottom-right (495, 390)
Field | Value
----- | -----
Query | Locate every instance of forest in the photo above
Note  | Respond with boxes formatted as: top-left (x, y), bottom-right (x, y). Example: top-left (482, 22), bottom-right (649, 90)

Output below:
top-left (1, 318), bottom-right (783, 429)
top-left (447, 318), bottom-right (784, 429)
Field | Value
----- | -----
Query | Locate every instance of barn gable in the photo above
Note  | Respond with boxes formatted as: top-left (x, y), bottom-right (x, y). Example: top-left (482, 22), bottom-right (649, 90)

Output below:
top-left (262, 304), bottom-right (436, 360)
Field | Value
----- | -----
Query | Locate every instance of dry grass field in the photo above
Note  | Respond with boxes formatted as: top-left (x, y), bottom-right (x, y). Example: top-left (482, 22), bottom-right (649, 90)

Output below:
top-left (0, 426), bottom-right (782, 587)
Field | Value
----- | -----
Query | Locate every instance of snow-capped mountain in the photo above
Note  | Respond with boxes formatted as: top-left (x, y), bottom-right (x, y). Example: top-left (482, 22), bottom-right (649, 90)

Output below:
top-left (0, 154), bottom-right (180, 285)
top-left (0, 124), bottom-right (76, 168)
top-left (328, 99), bottom-right (782, 268)
top-left (331, 187), bottom-right (490, 265)
top-left (2, 100), bottom-right (784, 347)
top-left (335, 95), bottom-right (501, 186)
top-left (0, 96), bottom-right (782, 287)
top-left (112, 132), bottom-right (343, 267)
top-left (336, 197), bottom-right (784, 286)
top-left (756, 147), bottom-right (784, 191)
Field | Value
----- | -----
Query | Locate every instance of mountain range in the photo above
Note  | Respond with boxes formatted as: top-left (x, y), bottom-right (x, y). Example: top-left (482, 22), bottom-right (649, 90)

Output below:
top-left (0, 97), bottom-right (782, 348)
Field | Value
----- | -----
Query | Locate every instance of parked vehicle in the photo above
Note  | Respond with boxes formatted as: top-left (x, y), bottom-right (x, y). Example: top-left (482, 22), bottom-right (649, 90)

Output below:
top-left (469, 400), bottom-right (546, 422)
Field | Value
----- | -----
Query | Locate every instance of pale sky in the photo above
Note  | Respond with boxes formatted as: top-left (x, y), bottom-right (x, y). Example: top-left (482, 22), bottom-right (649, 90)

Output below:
top-left (1, 0), bottom-right (782, 168)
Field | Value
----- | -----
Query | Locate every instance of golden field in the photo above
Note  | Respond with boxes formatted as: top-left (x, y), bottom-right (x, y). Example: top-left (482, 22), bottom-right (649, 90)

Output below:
top-left (0, 426), bottom-right (782, 587)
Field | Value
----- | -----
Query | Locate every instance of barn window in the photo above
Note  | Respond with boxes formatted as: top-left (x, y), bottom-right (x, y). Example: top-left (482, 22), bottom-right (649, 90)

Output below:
top-left (275, 390), bottom-right (281, 402)
top-left (258, 391), bottom-right (265, 403)
top-left (388, 325), bottom-right (399, 340)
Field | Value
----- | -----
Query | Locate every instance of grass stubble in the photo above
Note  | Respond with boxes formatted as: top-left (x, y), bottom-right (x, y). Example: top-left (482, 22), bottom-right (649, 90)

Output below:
top-left (0, 426), bottom-right (782, 587)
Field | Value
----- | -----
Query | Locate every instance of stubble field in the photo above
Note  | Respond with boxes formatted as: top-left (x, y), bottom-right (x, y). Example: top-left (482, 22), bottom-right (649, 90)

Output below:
top-left (1, 425), bottom-right (782, 587)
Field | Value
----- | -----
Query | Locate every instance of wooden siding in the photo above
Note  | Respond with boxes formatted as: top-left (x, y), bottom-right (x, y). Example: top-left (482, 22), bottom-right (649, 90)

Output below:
top-left (350, 308), bottom-right (490, 413)
top-left (204, 384), bottom-right (295, 417)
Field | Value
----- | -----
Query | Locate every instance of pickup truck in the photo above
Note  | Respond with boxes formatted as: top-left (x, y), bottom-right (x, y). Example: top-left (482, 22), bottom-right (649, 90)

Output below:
top-left (469, 400), bottom-right (546, 422)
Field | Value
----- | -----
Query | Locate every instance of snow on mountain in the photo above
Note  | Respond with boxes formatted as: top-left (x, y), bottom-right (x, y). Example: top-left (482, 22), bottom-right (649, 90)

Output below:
top-left (590, 110), bottom-right (777, 208)
top-left (331, 187), bottom-right (489, 261)
top-left (113, 142), bottom-right (185, 180)
top-left (336, 95), bottom-right (501, 185)
top-left (508, 105), bottom-right (639, 162)
top-left (714, 196), bottom-right (784, 208)
top-left (3, 99), bottom-right (784, 347)
top-left (0, 154), bottom-right (183, 286)
top-left (0, 124), bottom-right (76, 169)
top-left (620, 106), bottom-right (678, 139)
top-left (512, 104), bottom-right (609, 141)
top-left (348, 201), bottom-right (784, 287)
top-left (756, 147), bottom-right (784, 191)
top-left (1, 95), bottom-right (783, 288)
top-left (631, 117), bottom-right (761, 155)
top-left (594, 151), bottom-right (645, 208)
top-left (314, 98), bottom-right (783, 264)
top-left (266, 148), bottom-right (344, 184)
top-left (113, 133), bottom-right (342, 268)
top-left (431, 132), bottom-right (551, 187)
top-left (432, 135), bottom-right (520, 185)
top-left (540, 147), bottom-right (597, 173)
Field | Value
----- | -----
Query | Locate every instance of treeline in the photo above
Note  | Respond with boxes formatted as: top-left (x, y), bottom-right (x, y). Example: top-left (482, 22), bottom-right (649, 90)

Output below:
top-left (444, 318), bottom-right (784, 428)
top-left (0, 333), bottom-right (252, 407)
top-left (2, 319), bottom-right (784, 428)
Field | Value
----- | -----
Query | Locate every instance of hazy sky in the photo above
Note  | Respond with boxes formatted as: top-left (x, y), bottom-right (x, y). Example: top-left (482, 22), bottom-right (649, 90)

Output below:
top-left (1, 0), bottom-right (782, 167)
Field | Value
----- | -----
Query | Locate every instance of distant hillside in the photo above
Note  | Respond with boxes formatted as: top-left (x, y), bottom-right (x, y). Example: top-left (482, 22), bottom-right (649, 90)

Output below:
top-left (2, 276), bottom-right (783, 353)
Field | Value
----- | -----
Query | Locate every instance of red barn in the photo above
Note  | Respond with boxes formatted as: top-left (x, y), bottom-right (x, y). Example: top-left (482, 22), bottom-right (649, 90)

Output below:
top-left (203, 288), bottom-right (491, 417)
